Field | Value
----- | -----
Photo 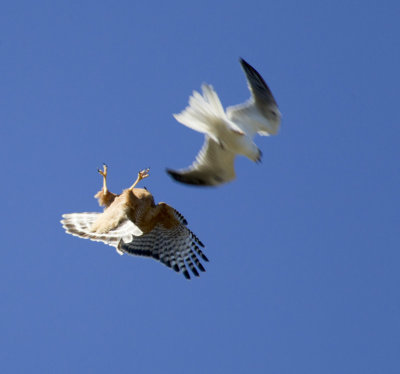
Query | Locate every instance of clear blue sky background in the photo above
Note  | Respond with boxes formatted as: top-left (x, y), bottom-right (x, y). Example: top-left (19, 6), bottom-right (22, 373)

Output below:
top-left (1, 1), bottom-right (399, 373)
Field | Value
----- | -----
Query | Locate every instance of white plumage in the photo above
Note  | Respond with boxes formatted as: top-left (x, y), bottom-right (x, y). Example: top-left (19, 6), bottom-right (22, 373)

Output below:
top-left (167, 58), bottom-right (281, 186)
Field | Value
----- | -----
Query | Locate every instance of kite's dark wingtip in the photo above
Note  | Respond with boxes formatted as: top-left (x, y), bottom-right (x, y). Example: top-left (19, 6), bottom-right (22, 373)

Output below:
top-left (239, 57), bottom-right (250, 68)
top-left (165, 168), bottom-right (211, 187)
top-left (166, 168), bottom-right (180, 181)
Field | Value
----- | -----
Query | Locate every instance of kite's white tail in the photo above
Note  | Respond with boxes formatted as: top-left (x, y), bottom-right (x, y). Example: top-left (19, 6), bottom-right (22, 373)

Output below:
top-left (173, 84), bottom-right (227, 138)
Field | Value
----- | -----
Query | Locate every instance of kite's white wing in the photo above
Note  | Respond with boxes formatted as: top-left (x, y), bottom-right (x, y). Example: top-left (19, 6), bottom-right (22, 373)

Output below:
top-left (226, 58), bottom-right (281, 136)
top-left (167, 136), bottom-right (236, 186)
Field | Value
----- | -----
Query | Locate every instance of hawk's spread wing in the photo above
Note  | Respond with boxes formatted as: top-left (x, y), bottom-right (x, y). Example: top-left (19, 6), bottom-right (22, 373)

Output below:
top-left (167, 136), bottom-right (236, 186)
top-left (61, 212), bottom-right (142, 254)
top-left (118, 204), bottom-right (208, 279)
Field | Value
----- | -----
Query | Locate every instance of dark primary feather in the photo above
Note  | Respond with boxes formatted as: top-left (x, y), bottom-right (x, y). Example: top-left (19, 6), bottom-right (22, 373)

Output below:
top-left (166, 168), bottom-right (211, 186)
top-left (167, 137), bottom-right (236, 187)
top-left (239, 58), bottom-right (278, 107)
top-left (118, 224), bottom-right (207, 280)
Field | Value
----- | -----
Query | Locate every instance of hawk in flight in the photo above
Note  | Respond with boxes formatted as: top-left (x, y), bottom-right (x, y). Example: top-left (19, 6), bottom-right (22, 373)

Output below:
top-left (167, 58), bottom-right (281, 186)
top-left (61, 166), bottom-right (207, 279)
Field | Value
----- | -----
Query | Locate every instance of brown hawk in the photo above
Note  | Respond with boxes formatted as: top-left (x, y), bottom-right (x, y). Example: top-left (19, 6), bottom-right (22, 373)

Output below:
top-left (61, 166), bottom-right (207, 279)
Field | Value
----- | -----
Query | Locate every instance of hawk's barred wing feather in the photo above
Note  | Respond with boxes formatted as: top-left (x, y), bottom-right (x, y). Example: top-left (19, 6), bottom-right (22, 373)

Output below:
top-left (118, 223), bottom-right (207, 279)
top-left (61, 213), bottom-right (142, 252)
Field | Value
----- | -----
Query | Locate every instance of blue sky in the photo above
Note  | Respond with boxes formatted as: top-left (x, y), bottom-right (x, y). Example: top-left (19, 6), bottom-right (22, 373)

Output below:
top-left (1, 1), bottom-right (399, 373)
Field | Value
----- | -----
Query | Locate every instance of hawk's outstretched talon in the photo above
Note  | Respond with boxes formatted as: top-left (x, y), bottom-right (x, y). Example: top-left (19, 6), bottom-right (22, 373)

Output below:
top-left (138, 168), bottom-right (150, 180)
top-left (98, 164), bottom-right (109, 193)
top-left (98, 164), bottom-right (108, 178)
top-left (130, 168), bottom-right (151, 190)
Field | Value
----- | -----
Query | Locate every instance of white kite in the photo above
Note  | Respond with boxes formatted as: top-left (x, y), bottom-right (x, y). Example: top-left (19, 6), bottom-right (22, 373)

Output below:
top-left (167, 58), bottom-right (281, 186)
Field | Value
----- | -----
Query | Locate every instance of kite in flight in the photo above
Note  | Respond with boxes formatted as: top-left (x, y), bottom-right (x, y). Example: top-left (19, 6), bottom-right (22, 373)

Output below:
top-left (61, 165), bottom-right (207, 279)
top-left (167, 58), bottom-right (281, 186)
